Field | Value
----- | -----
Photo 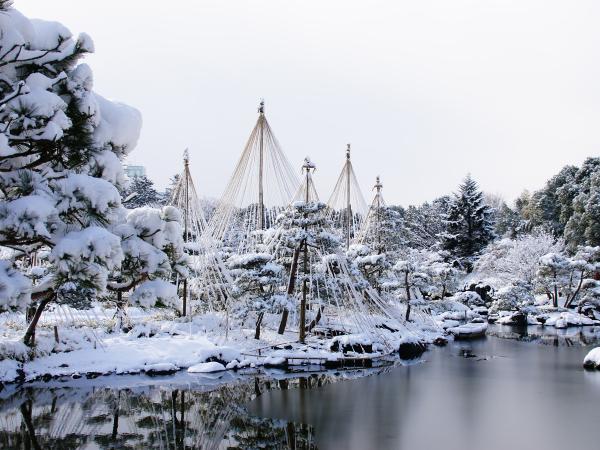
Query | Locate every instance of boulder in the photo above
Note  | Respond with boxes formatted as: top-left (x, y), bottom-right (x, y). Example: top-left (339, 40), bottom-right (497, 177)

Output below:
top-left (398, 341), bottom-right (427, 359)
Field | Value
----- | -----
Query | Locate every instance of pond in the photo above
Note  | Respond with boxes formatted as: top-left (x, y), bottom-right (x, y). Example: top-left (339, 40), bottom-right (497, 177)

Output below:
top-left (1, 328), bottom-right (599, 449)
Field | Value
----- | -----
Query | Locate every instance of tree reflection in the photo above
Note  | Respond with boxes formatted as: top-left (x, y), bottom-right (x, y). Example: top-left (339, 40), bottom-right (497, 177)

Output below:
top-left (0, 375), bottom-right (323, 449)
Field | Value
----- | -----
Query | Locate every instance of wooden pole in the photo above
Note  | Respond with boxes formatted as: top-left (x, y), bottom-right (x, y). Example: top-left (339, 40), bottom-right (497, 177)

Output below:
top-left (258, 100), bottom-right (265, 230)
top-left (346, 144), bottom-right (352, 249)
top-left (277, 239), bottom-right (303, 334)
top-left (375, 176), bottom-right (383, 254)
top-left (299, 162), bottom-right (310, 343)
top-left (182, 151), bottom-right (189, 317)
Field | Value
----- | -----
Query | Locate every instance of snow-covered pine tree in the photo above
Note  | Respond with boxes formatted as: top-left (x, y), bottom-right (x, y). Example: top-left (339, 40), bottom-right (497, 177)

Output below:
top-left (442, 175), bottom-right (495, 269)
top-left (228, 252), bottom-right (284, 339)
top-left (273, 158), bottom-right (345, 341)
top-left (392, 250), bottom-right (430, 321)
top-left (121, 175), bottom-right (161, 208)
top-left (0, 4), bottom-right (184, 343)
top-left (346, 244), bottom-right (389, 293)
top-left (110, 206), bottom-right (188, 328)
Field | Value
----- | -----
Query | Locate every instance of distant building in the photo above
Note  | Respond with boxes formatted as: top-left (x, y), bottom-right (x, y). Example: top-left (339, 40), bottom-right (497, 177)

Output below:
top-left (124, 164), bottom-right (146, 178)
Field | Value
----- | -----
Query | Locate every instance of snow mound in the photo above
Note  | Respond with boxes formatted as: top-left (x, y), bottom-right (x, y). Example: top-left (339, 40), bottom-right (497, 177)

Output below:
top-left (263, 356), bottom-right (288, 367)
top-left (544, 312), bottom-right (596, 328)
top-left (188, 361), bottom-right (226, 373)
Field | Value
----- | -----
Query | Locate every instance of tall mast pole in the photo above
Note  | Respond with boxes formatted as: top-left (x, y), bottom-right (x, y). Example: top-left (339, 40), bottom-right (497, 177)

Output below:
top-left (258, 100), bottom-right (265, 230)
top-left (182, 149), bottom-right (189, 317)
top-left (299, 158), bottom-right (312, 344)
top-left (375, 176), bottom-right (383, 254)
top-left (345, 144), bottom-right (352, 249)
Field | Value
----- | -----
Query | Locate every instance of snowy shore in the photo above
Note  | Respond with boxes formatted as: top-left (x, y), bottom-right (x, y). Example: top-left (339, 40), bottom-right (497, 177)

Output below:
top-left (0, 306), bottom-right (440, 384)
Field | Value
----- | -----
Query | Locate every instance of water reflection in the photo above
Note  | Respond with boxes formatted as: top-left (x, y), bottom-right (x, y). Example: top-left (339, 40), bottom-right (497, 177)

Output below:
top-left (487, 324), bottom-right (600, 346)
top-left (0, 368), bottom-right (391, 449)
top-left (0, 376), bottom-right (302, 449)
top-left (4, 333), bottom-right (600, 450)
top-left (249, 336), bottom-right (600, 450)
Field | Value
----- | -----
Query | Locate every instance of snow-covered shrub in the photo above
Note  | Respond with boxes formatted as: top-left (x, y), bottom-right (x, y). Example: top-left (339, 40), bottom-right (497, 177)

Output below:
top-left (474, 229), bottom-right (563, 287)
top-left (536, 246), bottom-right (600, 308)
top-left (0, 260), bottom-right (31, 312)
top-left (130, 279), bottom-right (179, 309)
top-left (453, 291), bottom-right (485, 308)
top-left (347, 244), bottom-right (390, 291)
top-left (489, 282), bottom-right (535, 314)
top-left (427, 258), bottom-right (461, 299)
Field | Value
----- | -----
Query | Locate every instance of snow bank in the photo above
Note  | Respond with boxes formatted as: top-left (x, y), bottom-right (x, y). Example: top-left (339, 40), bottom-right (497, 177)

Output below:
top-left (543, 311), bottom-right (597, 328)
top-left (13, 332), bottom-right (240, 382)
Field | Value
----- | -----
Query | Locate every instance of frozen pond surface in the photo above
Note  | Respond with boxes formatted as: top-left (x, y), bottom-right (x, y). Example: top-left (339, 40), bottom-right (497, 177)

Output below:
top-left (1, 328), bottom-right (599, 449)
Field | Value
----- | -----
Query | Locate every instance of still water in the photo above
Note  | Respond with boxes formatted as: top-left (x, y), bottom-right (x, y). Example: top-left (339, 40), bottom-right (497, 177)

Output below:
top-left (1, 327), bottom-right (599, 449)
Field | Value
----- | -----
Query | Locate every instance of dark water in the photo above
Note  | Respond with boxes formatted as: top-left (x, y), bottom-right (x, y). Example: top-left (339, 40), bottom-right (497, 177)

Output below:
top-left (250, 330), bottom-right (600, 450)
top-left (1, 329), bottom-right (599, 449)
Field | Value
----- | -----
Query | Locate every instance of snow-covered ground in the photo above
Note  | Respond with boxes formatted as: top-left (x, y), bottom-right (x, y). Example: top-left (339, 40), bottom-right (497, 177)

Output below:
top-left (0, 304), bottom-right (439, 384)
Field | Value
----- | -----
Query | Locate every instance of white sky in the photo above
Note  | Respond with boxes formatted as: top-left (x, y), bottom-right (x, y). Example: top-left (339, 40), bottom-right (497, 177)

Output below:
top-left (19, 0), bottom-right (600, 206)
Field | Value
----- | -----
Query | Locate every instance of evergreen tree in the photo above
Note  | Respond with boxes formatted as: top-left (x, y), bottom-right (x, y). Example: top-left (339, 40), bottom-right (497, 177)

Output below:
top-left (0, 4), bottom-right (184, 343)
top-left (400, 196), bottom-right (450, 250)
top-left (442, 175), bottom-right (495, 267)
top-left (161, 173), bottom-right (180, 205)
top-left (228, 253), bottom-right (284, 339)
top-left (563, 160), bottom-right (600, 250)
top-left (121, 175), bottom-right (161, 208)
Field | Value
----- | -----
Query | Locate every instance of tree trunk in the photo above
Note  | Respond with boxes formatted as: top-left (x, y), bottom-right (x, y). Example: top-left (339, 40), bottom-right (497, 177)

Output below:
top-left (23, 295), bottom-right (53, 347)
top-left (278, 240), bottom-right (304, 335)
top-left (565, 270), bottom-right (585, 308)
top-left (306, 306), bottom-right (324, 333)
top-left (254, 312), bottom-right (265, 340)
top-left (404, 271), bottom-right (412, 322)
top-left (20, 400), bottom-right (42, 450)
top-left (299, 240), bottom-right (309, 344)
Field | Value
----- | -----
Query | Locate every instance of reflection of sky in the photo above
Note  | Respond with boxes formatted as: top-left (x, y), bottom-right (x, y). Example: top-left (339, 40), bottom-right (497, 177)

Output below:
top-left (250, 337), bottom-right (600, 450)
top-left (19, 1), bottom-right (600, 206)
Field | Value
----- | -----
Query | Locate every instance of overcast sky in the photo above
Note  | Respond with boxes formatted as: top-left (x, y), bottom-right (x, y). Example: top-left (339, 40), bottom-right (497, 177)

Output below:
top-left (20, 0), bottom-right (600, 206)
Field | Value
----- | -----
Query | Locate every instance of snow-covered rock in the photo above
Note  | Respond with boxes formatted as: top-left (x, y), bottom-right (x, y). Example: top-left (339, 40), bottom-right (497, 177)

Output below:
top-left (448, 322), bottom-right (488, 339)
top-left (583, 347), bottom-right (600, 369)
top-left (188, 361), bottom-right (226, 373)
top-left (145, 362), bottom-right (179, 375)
